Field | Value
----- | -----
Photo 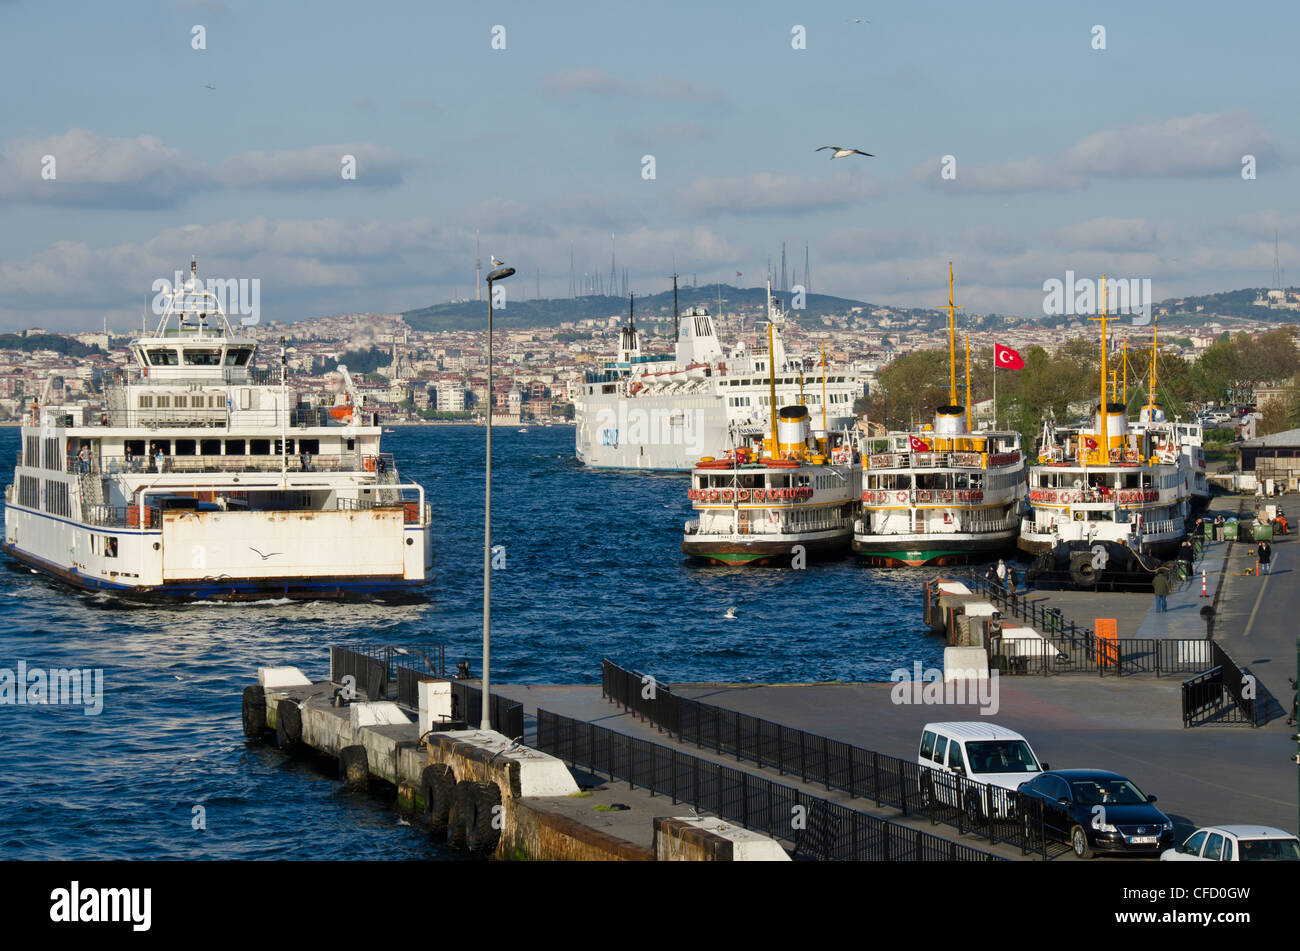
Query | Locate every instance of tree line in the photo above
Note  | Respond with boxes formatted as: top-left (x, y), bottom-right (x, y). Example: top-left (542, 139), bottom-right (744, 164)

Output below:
top-left (869, 328), bottom-right (1300, 447)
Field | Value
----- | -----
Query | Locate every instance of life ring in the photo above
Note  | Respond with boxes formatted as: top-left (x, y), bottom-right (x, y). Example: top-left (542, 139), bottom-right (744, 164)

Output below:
top-left (919, 490), bottom-right (930, 502)
top-left (738, 488), bottom-right (750, 502)
top-left (896, 491), bottom-right (907, 504)
top-left (722, 489), bottom-right (733, 501)
top-left (942, 490), bottom-right (953, 502)
top-left (1110, 448), bottom-right (1120, 461)
top-left (708, 489), bottom-right (719, 502)
top-left (1047, 491), bottom-right (1056, 503)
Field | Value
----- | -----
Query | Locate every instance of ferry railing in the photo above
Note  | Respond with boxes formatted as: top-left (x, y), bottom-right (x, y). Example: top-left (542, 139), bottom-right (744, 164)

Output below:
top-left (599, 659), bottom-right (1046, 857)
top-left (99, 453), bottom-right (366, 475)
top-left (331, 644), bottom-right (448, 708)
top-left (82, 504), bottom-right (163, 529)
top-left (536, 707), bottom-right (1009, 862)
top-left (450, 682), bottom-right (524, 740)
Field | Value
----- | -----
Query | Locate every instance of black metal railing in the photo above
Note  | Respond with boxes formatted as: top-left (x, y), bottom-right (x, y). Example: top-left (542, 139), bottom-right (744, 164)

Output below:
top-left (329, 644), bottom-right (446, 704)
top-left (599, 659), bottom-right (1048, 857)
top-left (451, 681), bottom-right (524, 740)
top-left (536, 707), bottom-right (1008, 861)
top-left (988, 635), bottom-right (1213, 678)
top-left (1180, 641), bottom-right (1258, 727)
top-left (966, 575), bottom-right (1095, 642)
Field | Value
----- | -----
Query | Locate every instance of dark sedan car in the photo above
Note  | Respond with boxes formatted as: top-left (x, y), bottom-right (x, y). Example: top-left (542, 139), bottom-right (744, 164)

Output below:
top-left (1017, 769), bottom-right (1174, 858)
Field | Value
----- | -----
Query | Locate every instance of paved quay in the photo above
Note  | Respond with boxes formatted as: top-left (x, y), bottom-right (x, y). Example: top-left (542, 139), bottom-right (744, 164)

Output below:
top-left (495, 494), bottom-right (1299, 857)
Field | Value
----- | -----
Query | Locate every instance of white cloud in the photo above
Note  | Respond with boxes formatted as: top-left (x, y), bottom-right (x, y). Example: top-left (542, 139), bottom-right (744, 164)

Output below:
top-left (0, 130), bottom-right (411, 208)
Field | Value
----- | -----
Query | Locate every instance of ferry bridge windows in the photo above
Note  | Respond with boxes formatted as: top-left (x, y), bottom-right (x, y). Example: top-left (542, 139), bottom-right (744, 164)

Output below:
top-left (18, 475), bottom-right (38, 508)
top-left (138, 395), bottom-right (154, 409)
top-left (43, 480), bottom-right (71, 518)
top-left (225, 439), bottom-right (246, 455)
top-left (346, 438), bottom-right (355, 451)
top-left (184, 349), bottom-right (221, 366)
top-left (225, 348), bottom-right (253, 366)
top-left (146, 349), bottom-right (179, 366)
top-left (299, 439), bottom-right (320, 455)
top-left (42, 437), bottom-right (61, 470)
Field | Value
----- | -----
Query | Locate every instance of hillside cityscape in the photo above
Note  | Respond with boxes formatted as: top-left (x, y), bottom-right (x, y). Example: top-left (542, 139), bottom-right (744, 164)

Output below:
top-left (4, 280), bottom-right (1299, 431)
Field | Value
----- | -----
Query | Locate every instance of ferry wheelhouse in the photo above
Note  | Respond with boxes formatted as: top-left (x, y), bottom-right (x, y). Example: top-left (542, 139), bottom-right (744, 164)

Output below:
top-left (1019, 280), bottom-right (1188, 587)
top-left (2, 261), bottom-right (433, 600)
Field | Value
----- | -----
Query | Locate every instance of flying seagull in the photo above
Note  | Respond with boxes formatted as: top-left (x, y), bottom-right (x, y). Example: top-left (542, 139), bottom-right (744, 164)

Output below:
top-left (723, 606), bottom-right (738, 619)
top-left (248, 547), bottom-right (281, 560)
top-left (202, 83), bottom-right (216, 90)
top-left (849, 17), bottom-right (870, 22)
top-left (817, 146), bottom-right (874, 159)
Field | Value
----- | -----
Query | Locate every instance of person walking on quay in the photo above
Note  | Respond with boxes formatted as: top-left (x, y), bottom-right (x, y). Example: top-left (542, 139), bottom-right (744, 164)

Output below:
top-left (1179, 536), bottom-right (1195, 578)
top-left (1152, 566), bottom-right (1170, 613)
top-left (1257, 538), bottom-right (1273, 575)
top-left (1213, 513), bottom-right (1225, 542)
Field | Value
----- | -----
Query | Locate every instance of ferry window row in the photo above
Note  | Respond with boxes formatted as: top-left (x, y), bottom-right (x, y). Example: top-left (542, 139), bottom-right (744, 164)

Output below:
top-left (866, 473), bottom-right (984, 490)
top-left (144, 347), bottom-right (253, 367)
top-left (1034, 471), bottom-right (1145, 489)
top-left (137, 394), bottom-right (225, 409)
top-left (120, 438), bottom-right (322, 456)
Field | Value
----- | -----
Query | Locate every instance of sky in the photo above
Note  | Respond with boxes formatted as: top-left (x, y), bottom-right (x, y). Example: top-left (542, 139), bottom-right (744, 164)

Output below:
top-left (0, 0), bottom-right (1297, 331)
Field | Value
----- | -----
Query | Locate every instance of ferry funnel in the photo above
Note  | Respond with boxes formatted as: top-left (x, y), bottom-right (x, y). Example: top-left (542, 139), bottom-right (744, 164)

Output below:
top-left (933, 404), bottom-right (965, 436)
top-left (777, 405), bottom-right (811, 452)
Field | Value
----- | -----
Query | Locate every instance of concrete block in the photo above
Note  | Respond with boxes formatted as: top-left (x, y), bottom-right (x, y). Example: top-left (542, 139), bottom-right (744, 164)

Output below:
top-left (431, 730), bottom-right (580, 797)
top-left (258, 666), bottom-right (312, 688)
top-left (349, 701), bottom-right (410, 731)
top-left (938, 581), bottom-right (971, 595)
top-left (964, 601), bottom-right (997, 617)
top-left (654, 817), bottom-right (791, 861)
top-left (943, 646), bottom-right (989, 681)
top-left (417, 679), bottom-right (453, 737)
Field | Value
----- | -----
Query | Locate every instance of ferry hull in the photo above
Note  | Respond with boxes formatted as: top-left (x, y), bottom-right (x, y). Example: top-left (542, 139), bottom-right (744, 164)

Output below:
top-left (851, 529), bottom-right (1019, 567)
top-left (681, 531), bottom-right (850, 566)
top-left (3, 541), bottom-right (428, 602)
top-left (1023, 538), bottom-right (1172, 592)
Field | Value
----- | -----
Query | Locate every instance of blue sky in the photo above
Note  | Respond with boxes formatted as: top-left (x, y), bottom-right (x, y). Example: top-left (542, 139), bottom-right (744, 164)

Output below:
top-left (1, 0), bottom-right (1297, 330)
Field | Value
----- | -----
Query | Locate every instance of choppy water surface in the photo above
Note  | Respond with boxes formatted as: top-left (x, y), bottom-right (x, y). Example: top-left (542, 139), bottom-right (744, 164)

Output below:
top-left (0, 425), bottom-right (946, 858)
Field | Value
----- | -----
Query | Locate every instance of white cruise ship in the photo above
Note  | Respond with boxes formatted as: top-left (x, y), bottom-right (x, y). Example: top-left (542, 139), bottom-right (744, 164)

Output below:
top-left (574, 281), bottom-right (866, 470)
top-left (2, 261), bottom-right (433, 600)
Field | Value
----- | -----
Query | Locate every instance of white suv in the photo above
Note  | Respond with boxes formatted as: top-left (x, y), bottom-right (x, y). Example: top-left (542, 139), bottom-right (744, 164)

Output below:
top-left (918, 722), bottom-right (1047, 821)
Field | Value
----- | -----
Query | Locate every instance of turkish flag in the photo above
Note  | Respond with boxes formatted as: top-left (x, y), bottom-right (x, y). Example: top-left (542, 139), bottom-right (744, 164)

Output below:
top-left (909, 435), bottom-right (931, 452)
top-left (994, 344), bottom-right (1024, 369)
top-left (1083, 437), bottom-right (1098, 449)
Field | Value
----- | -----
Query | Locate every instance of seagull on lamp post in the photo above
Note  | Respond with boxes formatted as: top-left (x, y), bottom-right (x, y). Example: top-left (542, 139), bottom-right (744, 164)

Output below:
top-left (817, 146), bottom-right (874, 159)
top-left (491, 256), bottom-right (504, 268)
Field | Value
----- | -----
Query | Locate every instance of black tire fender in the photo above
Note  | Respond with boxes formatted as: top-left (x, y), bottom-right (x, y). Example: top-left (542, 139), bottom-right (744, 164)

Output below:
top-left (275, 698), bottom-right (303, 752)
top-left (339, 744), bottom-right (369, 792)
top-left (421, 764), bottom-right (456, 837)
top-left (466, 781), bottom-right (504, 856)
top-left (241, 685), bottom-right (267, 739)
top-left (447, 780), bottom-right (474, 850)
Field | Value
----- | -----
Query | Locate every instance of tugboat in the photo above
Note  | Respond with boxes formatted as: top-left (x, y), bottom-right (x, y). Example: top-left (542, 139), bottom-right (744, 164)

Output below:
top-left (682, 288), bottom-right (861, 565)
top-left (1020, 277), bottom-right (1188, 590)
top-left (2, 260), bottom-right (433, 600)
top-left (853, 265), bottom-right (1025, 566)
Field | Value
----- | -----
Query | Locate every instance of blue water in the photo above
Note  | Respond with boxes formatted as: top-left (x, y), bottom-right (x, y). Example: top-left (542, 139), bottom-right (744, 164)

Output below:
top-left (0, 425), bottom-right (946, 859)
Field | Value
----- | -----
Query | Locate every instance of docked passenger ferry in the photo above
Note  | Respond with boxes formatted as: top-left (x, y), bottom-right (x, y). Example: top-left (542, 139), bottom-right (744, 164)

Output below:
top-left (1019, 282), bottom-right (1188, 587)
top-left (853, 267), bottom-right (1025, 566)
top-left (682, 404), bottom-right (861, 565)
top-left (2, 261), bottom-right (433, 600)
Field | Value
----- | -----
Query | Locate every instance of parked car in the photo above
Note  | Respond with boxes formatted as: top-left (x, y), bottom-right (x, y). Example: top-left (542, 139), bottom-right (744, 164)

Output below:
top-left (918, 722), bottom-right (1046, 822)
top-left (1017, 769), bottom-right (1173, 858)
top-left (1160, 825), bottom-right (1300, 861)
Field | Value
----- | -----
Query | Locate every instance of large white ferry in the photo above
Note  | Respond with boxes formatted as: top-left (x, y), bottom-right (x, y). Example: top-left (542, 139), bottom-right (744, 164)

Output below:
top-left (853, 268), bottom-right (1025, 566)
top-left (574, 280), bottom-right (866, 470)
top-left (2, 261), bottom-right (433, 600)
top-left (1019, 281), bottom-right (1188, 587)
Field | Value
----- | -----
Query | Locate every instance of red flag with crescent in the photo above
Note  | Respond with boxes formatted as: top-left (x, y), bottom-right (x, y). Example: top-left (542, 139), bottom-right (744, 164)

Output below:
top-left (1083, 436), bottom-right (1098, 450)
top-left (994, 344), bottom-right (1024, 369)
top-left (909, 435), bottom-right (931, 452)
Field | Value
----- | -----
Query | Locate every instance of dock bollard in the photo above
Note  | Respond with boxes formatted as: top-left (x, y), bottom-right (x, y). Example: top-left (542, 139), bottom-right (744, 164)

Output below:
top-left (1201, 570), bottom-right (1207, 597)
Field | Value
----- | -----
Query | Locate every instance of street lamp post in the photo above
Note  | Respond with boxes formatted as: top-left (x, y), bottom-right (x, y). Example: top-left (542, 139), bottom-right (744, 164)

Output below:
top-left (482, 264), bottom-right (514, 731)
